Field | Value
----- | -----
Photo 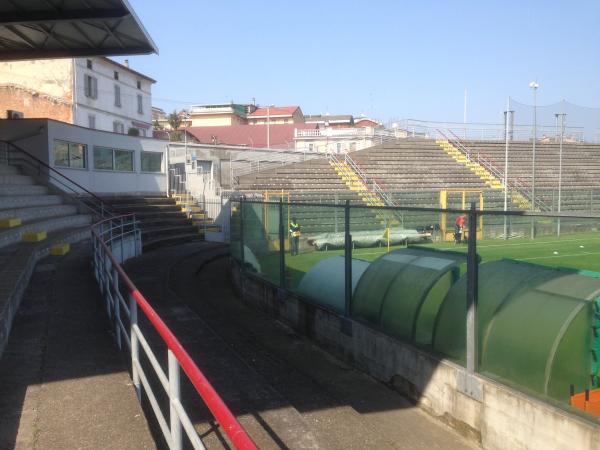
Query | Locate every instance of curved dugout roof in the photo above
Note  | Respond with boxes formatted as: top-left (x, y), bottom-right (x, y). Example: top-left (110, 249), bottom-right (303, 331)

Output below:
top-left (0, 0), bottom-right (158, 60)
top-left (352, 247), bottom-right (467, 344)
top-left (433, 260), bottom-right (600, 402)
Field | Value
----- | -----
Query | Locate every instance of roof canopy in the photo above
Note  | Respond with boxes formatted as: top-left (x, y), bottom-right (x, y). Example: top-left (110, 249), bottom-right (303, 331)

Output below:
top-left (0, 0), bottom-right (158, 60)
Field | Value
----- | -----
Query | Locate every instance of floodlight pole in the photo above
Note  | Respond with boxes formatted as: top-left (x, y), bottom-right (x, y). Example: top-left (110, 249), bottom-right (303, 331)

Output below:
top-left (503, 98), bottom-right (511, 239)
top-left (529, 81), bottom-right (539, 239)
top-left (556, 113), bottom-right (566, 237)
top-left (530, 83), bottom-right (538, 212)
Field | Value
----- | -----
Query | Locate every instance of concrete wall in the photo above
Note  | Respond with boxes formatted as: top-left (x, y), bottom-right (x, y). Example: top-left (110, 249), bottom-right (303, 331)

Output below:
top-left (0, 119), bottom-right (167, 195)
top-left (0, 84), bottom-right (72, 123)
top-left (168, 142), bottom-right (324, 189)
top-left (0, 59), bottom-right (73, 99)
top-left (232, 263), bottom-right (600, 450)
top-left (190, 114), bottom-right (245, 127)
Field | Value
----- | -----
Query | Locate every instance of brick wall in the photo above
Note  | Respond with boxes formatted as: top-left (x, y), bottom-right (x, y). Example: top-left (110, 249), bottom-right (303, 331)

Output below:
top-left (0, 84), bottom-right (72, 123)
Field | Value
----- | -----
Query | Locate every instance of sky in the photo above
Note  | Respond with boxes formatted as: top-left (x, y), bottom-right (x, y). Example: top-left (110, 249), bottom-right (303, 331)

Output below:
top-left (119, 0), bottom-right (600, 125)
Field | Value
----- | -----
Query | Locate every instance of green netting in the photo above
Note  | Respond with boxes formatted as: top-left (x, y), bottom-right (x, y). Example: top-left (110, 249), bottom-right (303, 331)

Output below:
top-left (351, 248), bottom-right (466, 343)
top-left (242, 202), bottom-right (280, 285)
top-left (296, 256), bottom-right (370, 313)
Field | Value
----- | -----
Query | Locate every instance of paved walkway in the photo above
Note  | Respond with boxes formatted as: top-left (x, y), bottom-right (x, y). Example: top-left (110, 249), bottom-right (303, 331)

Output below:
top-left (125, 242), bottom-right (480, 450)
top-left (0, 243), bottom-right (155, 450)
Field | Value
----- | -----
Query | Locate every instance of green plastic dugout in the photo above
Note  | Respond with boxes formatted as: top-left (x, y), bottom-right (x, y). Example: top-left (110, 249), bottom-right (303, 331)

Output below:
top-left (297, 256), bottom-right (370, 313)
top-left (351, 247), bottom-right (466, 345)
top-left (432, 259), bottom-right (600, 403)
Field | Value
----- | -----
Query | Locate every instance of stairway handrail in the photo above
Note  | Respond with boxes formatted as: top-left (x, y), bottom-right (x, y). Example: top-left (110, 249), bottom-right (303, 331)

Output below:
top-left (441, 130), bottom-right (552, 212)
top-left (342, 153), bottom-right (397, 207)
top-left (2, 139), bottom-right (112, 218)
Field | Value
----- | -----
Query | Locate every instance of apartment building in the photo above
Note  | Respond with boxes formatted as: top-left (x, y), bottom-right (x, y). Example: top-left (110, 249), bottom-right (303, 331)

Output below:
top-left (0, 57), bottom-right (155, 136)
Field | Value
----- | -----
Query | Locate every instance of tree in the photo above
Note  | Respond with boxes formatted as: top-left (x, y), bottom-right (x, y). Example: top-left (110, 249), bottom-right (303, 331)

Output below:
top-left (167, 110), bottom-right (182, 131)
top-left (152, 119), bottom-right (163, 130)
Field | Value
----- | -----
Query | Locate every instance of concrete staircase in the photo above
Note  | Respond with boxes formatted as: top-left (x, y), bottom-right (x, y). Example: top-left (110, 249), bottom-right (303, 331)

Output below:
top-left (328, 158), bottom-right (398, 226)
top-left (172, 193), bottom-right (220, 233)
top-left (436, 139), bottom-right (532, 210)
top-left (0, 160), bottom-right (94, 358)
top-left (107, 196), bottom-right (208, 251)
top-left (0, 163), bottom-right (91, 250)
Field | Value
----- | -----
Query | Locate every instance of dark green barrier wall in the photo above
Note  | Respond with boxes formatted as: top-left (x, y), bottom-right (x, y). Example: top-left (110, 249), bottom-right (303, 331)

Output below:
top-left (433, 260), bottom-right (600, 402)
top-left (351, 248), bottom-right (466, 344)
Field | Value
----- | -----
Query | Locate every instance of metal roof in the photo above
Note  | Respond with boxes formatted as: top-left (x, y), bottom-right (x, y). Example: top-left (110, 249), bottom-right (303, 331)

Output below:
top-left (0, 0), bottom-right (158, 60)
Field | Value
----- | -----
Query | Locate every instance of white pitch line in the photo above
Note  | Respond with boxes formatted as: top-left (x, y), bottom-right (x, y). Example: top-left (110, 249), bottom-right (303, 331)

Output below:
top-left (516, 251), bottom-right (600, 261)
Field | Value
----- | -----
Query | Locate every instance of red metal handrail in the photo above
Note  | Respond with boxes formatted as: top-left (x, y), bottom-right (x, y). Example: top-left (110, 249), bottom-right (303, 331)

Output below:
top-left (92, 215), bottom-right (257, 450)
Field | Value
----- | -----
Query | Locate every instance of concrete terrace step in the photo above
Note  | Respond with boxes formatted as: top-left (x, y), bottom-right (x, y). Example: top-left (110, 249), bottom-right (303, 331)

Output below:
top-left (137, 217), bottom-right (193, 228)
top-left (0, 214), bottom-right (92, 249)
top-left (0, 204), bottom-right (77, 223)
top-left (107, 196), bottom-right (175, 206)
top-left (0, 185), bottom-right (48, 196)
top-left (111, 203), bottom-right (182, 213)
top-left (0, 164), bottom-right (19, 175)
top-left (0, 174), bottom-right (34, 185)
top-left (141, 224), bottom-right (199, 241)
top-left (0, 194), bottom-right (62, 210)
top-left (142, 233), bottom-right (203, 251)
top-left (130, 210), bottom-right (189, 220)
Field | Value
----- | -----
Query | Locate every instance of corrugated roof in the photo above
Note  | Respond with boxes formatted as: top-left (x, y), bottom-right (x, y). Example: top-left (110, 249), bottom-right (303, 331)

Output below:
top-left (185, 123), bottom-right (317, 149)
top-left (0, 0), bottom-right (158, 60)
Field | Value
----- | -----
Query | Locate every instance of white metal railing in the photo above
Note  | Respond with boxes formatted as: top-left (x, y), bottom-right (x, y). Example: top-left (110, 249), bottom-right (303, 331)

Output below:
top-left (230, 149), bottom-right (324, 183)
top-left (328, 152), bottom-right (397, 207)
top-left (439, 129), bottom-right (552, 212)
top-left (91, 214), bottom-right (256, 450)
top-left (397, 119), bottom-right (585, 143)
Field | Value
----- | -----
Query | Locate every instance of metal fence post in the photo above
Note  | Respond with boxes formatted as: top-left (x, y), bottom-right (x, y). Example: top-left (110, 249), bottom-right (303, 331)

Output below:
top-left (168, 350), bottom-right (183, 450)
top-left (129, 293), bottom-right (141, 401)
top-left (344, 200), bottom-right (352, 317)
top-left (279, 198), bottom-right (286, 289)
top-left (458, 202), bottom-right (483, 400)
top-left (466, 202), bottom-right (478, 374)
top-left (112, 266), bottom-right (121, 349)
top-left (239, 198), bottom-right (245, 269)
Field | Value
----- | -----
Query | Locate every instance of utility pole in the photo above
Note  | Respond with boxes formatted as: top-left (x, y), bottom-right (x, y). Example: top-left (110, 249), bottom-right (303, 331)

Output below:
top-left (267, 105), bottom-right (271, 149)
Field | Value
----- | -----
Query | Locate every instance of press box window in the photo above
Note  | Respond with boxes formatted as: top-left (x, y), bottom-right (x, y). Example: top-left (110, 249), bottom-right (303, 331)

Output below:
top-left (93, 147), bottom-right (134, 172)
top-left (141, 151), bottom-right (162, 172)
top-left (54, 140), bottom-right (87, 169)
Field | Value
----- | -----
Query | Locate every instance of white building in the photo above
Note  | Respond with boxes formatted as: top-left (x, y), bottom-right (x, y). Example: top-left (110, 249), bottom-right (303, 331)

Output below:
top-left (294, 127), bottom-right (399, 153)
top-left (0, 57), bottom-right (155, 137)
top-left (0, 118), bottom-right (167, 195)
top-left (74, 58), bottom-right (155, 136)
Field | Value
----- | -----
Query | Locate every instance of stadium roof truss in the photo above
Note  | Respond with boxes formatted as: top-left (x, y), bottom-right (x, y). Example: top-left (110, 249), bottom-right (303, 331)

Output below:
top-left (0, 0), bottom-right (158, 60)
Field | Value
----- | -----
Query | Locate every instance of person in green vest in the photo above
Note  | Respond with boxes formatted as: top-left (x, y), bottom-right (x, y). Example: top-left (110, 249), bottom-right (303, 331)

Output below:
top-left (289, 217), bottom-right (301, 256)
